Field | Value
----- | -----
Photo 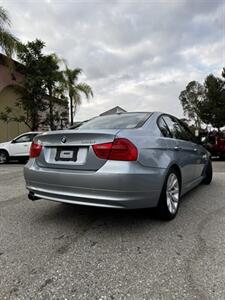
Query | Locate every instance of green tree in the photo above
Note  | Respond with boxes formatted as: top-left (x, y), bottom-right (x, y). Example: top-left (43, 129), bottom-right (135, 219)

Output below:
top-left (198, 74), bottom-right (225, 130)
top-left (15, 39), bottom-right (48, 130)
top-left (0, 39), bottom-right (68, 130)
top-left (179, 81), bottom-right (205, 129)
top-left (179, 70), bottom-right (225, 131)
top-left (63, 67), bottom-right (93, 126)
top-left (42, 53), bottom-right (68, 130)
top-left (0, 6), bottom-right (19, 57)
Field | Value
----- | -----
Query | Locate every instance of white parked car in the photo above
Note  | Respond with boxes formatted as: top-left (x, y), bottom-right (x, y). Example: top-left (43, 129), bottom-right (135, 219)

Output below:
top-left (0, 132), bottom-right (41, 164)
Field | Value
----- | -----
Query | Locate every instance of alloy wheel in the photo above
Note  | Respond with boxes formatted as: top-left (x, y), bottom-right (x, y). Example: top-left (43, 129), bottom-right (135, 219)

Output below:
top-left (166, 173), bottom-right (179, 214)
top-left (0, 152), bottom-right (7, 164)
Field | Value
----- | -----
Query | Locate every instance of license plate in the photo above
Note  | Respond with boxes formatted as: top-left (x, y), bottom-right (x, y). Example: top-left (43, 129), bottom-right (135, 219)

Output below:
top-left (55, 147), bottom-right (78, 162)
top-left (60, 150), bottom-right (73, 159)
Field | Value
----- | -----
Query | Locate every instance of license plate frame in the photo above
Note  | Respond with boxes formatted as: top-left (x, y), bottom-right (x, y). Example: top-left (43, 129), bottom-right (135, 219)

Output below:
top-left (55, 147), bottom-right (78, 162)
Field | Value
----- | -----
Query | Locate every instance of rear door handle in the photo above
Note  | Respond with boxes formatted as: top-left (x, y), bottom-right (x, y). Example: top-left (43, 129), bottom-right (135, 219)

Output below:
top-left (174, 146), bottom-right (182, 151)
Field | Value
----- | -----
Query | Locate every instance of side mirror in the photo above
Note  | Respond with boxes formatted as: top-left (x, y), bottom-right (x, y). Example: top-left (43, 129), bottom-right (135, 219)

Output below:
top-left (11, 139), bottom-right (16, 144)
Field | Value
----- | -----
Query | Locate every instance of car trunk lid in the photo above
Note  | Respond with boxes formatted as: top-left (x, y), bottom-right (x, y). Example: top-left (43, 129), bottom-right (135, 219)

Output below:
top-left (34, 129), bottom-right (120, 171)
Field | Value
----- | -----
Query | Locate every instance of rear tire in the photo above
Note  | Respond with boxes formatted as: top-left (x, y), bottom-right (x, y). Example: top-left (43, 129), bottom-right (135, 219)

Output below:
top-left (0, 150), bottom-right (9, 164)
top-left (202, 159), bottom-right (213, 185)
top-left (157, 168), bottom-right (181, 221)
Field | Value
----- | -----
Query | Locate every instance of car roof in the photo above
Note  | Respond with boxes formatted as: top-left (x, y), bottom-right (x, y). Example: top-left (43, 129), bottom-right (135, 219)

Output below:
top-left (23, 131), bottom-right (42, 134)
top-left (16, 131), bottom-right (42, 136)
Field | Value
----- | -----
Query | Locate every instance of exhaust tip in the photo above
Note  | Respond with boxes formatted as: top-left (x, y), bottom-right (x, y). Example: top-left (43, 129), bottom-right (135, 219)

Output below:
top-left (28, 192), bottom-right (40, 201)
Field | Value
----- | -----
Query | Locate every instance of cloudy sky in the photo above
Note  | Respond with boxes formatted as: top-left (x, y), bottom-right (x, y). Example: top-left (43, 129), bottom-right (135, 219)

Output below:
top-left (1, 0), bottom-right (224, 121)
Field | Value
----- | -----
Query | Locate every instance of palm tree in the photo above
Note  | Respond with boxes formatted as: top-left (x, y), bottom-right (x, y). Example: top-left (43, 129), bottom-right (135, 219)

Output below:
top-left (63, 67), bottom-right (93, 125)
top-left (0, 6), bottom-right (18, 57)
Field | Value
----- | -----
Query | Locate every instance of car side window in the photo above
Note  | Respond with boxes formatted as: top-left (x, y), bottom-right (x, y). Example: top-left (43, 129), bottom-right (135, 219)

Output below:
top-left (177, 121), bottom-right (195, 142)
top-left (29, 133), bottom-right (38, 141)
top-left (14, 134), bottom-right (33, 143)
top-left (162, 116), bottom-right (184, 140)
top-left (162, 116), bottom-right (179, 139)
top-left (163, 115), bottom-right (195, 142)
top-left (158, 116), bottom-right (171, 137)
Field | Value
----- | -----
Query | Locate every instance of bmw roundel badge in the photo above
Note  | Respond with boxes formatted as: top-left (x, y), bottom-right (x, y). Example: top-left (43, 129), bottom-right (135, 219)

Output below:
top-left (61, 136), bottom-right (67, 144)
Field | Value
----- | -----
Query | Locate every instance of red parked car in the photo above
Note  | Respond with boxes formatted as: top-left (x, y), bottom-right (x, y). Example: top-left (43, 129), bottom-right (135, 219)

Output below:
top-left (203, 131), bottom-right (225, 159)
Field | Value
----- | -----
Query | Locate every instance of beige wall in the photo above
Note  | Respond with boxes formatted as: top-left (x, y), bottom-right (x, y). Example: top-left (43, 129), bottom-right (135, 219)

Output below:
top-left (0, 62), bottom-right (68, 141)
top-left (0, 64), bottom-right (24, 91)
top-left (0, 86), bottom-right (29, 142)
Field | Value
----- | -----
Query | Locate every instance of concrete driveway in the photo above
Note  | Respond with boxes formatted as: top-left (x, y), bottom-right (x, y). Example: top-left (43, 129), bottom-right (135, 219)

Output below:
top-left (0, 162), bottom-right (225, 299)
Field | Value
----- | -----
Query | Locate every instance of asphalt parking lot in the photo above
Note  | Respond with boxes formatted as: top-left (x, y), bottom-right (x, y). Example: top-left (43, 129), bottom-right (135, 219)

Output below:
top-left (0, 162), bottom-right (225, 299)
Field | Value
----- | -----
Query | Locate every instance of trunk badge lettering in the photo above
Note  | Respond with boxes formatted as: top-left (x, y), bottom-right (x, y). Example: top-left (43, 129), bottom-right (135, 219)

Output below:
top-left (81, 140), bottom-right (96, 144)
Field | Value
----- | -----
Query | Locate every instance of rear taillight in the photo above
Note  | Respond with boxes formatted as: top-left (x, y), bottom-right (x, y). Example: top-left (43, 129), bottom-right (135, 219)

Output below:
top-left (109, 138), bottom-right (138, 161)
top-left (92, 138), bottom-right (138, 161)
top-left (92, 142), bottom-right (112, 159)
top-left (30, 142), bottom-right (42, 158)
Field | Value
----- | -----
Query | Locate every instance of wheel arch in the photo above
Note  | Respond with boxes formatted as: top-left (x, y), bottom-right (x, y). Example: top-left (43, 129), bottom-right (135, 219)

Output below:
top-left (167, 163), bottom-right (182, 188)
top-left (0, 148), bottom-right (10, 163)
top-left (157, 163), bottom-right (182, 220)
top-left (157, 163), bottom-right (182, 204)
top-left (0, 148), bottom-right (9, 156)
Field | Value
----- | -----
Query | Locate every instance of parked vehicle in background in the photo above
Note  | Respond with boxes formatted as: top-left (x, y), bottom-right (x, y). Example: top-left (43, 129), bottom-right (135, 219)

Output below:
top-left (202, 131), bottom-right (225, 160)
top-left (0, 132), bottom-right (41, 164)
top-left (24, 112), bottom-right (212, 220)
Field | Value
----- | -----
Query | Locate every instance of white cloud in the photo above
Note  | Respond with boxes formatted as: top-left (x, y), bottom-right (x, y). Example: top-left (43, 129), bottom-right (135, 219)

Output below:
top-left (1, 0), bottom-right (224, 121)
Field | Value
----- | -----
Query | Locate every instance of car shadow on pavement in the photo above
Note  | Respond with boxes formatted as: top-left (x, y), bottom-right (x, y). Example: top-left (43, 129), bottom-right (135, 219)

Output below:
top-left (31, 180), bottom-right (216, 234)
top-left (33, 201), bottom-right (162, 230)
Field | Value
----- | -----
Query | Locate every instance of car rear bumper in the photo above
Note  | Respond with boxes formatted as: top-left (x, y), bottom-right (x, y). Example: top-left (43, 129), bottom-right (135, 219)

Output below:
top-left (24, 159), bottom-right (166, 209)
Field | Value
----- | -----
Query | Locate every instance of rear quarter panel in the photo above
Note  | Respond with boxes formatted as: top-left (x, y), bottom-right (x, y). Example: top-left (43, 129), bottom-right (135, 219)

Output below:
top-left (117, 118), bottom-right (175, 170)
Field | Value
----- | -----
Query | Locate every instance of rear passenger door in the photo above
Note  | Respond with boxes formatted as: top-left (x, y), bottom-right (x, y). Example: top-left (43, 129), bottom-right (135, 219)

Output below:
top-left (177, 122), bottom-right (206, 178)
top-left (160, 115), bottom-right (198, 184)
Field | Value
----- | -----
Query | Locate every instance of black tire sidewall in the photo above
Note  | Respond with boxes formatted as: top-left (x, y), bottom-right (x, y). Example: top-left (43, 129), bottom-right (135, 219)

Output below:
top-left (202, 159), bottom-right (212, 184)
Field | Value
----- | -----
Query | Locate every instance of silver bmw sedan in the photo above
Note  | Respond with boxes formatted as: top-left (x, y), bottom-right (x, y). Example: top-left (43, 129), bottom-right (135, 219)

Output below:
top-left (24, 112), bottom-right (212, 220)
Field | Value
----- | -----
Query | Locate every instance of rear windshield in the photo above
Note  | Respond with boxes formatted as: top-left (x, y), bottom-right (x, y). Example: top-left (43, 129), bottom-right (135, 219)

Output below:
top-left (74, 113), bottom-right (151, 130)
